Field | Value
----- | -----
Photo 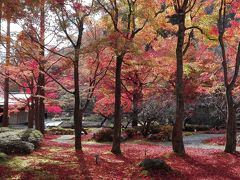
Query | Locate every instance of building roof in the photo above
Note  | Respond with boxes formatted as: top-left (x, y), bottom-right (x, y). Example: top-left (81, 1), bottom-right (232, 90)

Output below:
top-left (0, 93), bottom-right (31, 106)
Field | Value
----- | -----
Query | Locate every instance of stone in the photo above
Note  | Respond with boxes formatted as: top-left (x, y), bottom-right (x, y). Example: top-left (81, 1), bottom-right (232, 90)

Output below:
top-left (139, 158), bottom-right (172, 172)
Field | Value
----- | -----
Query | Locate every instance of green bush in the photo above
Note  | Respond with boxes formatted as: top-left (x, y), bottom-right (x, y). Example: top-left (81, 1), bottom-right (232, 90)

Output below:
top-left (160, 124), bottom-right (173, 141)
top-left (149, 126), bottom-right (161, 134)
top-left (124, 128), bottom-right (138, 138)
top-left (46, 127), bottom-right (74, 135)
top-left (0, 139), bottom-right (34, 154)
top-left (0, 152), bottom-right (9, 162)
top-left (0, 127), bottom-right (11, 133)
top-left (19, 129), bottom-right (43, 148)
top-left (147, 125), bottom-right (173, 142)
top-left (0, 129), bottom-right (42, 154)
top-left (93, 128), bottom-right (113, 142)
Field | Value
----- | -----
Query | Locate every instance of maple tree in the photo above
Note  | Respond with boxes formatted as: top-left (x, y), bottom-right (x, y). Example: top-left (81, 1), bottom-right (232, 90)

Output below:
top-left (216, 0), bottom-right (240, 153)
top-left (0, 0), bottom-right (240, 162)
top-left (95, 0), bottom-right (164, 154)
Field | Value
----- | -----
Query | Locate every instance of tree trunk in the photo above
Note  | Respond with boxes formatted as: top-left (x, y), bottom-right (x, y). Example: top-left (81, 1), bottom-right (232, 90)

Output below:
top-left (38, 0), bottom-right (45, 133)
top-left (38, 72), bottom-right (45, 133)
top-left (132, 97), bottom-right (138, 127)
top-left (34, 96), bottom-right (40, 130)
top-left (73, 49), bottom-right (82, 151)
top-left (111, 55), bottom-right (123, 154)
top-left (28, 100), bottom-right (34, 128)
top-left (132, 92), bottom-right (141, 127)
top-left (217, 1), bottom-right (239, 153)
top-left (172, 12), bottom-right (185, 155)
top-left (2, 18), bottom-right (11, 127)
top-left (224, 87), bottom-right (236, 153)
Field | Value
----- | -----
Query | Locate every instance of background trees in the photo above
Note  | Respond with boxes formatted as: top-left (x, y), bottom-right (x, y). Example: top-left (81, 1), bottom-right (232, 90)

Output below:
top-left (0, 0), bottom-right (240, 155)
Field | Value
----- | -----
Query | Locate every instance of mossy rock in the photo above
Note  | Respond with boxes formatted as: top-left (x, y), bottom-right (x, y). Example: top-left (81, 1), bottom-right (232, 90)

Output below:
top-left (139, 158), bottom-right (172, 172)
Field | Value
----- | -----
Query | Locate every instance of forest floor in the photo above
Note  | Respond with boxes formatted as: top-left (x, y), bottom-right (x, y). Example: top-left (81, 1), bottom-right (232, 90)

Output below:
top-left (1, 134), bottom-right (240, 179)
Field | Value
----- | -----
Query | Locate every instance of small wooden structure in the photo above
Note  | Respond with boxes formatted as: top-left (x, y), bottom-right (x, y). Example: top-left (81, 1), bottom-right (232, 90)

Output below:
top-left (0, 93), bottom-right (30, 125)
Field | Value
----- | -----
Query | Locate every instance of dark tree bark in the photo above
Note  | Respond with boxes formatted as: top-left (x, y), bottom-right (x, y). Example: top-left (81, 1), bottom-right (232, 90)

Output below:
top-left (73, 49), bottom-right (82, 151)
top-left (38, 72), bottom-right (45, 133)
top-left (28, 98), bottom-right (34, 128)
top-left (225, 88), bottom-right (237, 153)
top-left (2, 18), bottom-right (11, 127)
top-left (39, 0), bottom-right (45, 133)
top-left (38, 0), bottom-right (45, 133)
top-left (35, 0), bottom-right (45, 133)
top-left (132, 85), bottom-right (143, 127)
top-left (217, 0), bottom-right (240, 153)
top-left (172, 10), bottom-right (186, 155)
top-left (111, 55), bottom-right (123, 154)
top-left (132, 95), bottom-right (138, 127)
top-left (34, 96), bottom-right (40, 130)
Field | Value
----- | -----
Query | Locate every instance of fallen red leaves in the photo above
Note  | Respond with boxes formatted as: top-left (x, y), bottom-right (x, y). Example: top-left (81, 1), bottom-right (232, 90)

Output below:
top-left (203, 136), bottom-right (240, 146)
top-left (1, 135), bottom-right (240, 179)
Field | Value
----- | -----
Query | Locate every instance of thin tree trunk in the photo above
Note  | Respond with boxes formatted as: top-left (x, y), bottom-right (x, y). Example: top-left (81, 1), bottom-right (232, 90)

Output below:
top-left (132, 96), bottom-right (138, 127)
top-left (37, 72), bottom-right (45, 133)
top-left (73, 49), bottom-right (82, 151)
top-left (28, 99), bottom-right (34, 128)
top-left (217, 0), bottom-right (239, 153)
top-left (2, 18), bottom-right (11, 127)
top-left (28, 81), bottom-right (35, 128)
top-left (28, 109), bottom-right (33, 128)
top-left (34, 96), bottom-right (40, 130)
top-left (38, 0), bottom-right (45, 133)
top-left (111, 55), bottom-right (123, 154)
top-left (224, 88), bottom-right (236, 153)
top-left (132, 90), bottom-right (142, 127)
top-left (172, 12), bottom-right (185, 155)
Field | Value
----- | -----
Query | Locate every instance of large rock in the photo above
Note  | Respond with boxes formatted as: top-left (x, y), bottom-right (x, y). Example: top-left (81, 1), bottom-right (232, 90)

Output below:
top-left (139, 158), bottom-right (172, 172)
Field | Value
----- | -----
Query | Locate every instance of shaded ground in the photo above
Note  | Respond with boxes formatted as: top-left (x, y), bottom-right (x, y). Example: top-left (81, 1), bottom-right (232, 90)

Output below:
top-left (54, 133), bottom-right (237, 150)
top-left (203, 135), bottom-right (240, 147)
top-left (1, 134), bottom-right (240, 179)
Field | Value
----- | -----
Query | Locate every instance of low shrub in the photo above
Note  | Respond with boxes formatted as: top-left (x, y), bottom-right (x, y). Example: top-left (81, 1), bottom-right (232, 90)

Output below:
top-left (147, 133), bottom-right (166, 141)
top-left (46, 127), bottom-right (74, 135)
top-left (160, 125), bottom-right (173, 141)
top-left (0, 139), bottom-right (34, 154)
top-left (124, 128), bottom-right (138, 138)
top-left (0, 152), bottom-right (9, 162)
top-left (0, 127), bottom-right (11, 133)
top-left (93, 128), bottom-right (113, 142)
top-left (19, 129), bottom-right (43, 148)
top-left (0, 129), bottom-right (42, 154)
top-left (149, 126), bottom-right (161, 134)
top-left (147, 125), bottom-right (173, 142)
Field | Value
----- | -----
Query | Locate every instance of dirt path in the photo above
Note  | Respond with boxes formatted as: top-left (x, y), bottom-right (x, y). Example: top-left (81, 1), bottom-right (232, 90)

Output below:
top-left (53, 133), bottom-right (240, 150)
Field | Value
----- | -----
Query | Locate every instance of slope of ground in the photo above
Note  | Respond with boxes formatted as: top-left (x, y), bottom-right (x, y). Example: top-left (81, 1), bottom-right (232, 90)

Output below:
top-left (0, 134), bottom-right (240, 179)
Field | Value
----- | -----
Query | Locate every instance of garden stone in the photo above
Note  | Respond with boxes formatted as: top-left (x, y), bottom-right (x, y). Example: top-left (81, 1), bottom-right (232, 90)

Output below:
top-left (139, 158), bottom-right (172, 172)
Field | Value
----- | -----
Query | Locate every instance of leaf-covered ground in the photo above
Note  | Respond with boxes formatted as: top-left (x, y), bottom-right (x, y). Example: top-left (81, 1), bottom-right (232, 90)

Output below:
top-left (203, 136), bottom-right (240, 146)
top-left (1, 135), bottom-right (240, 179)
